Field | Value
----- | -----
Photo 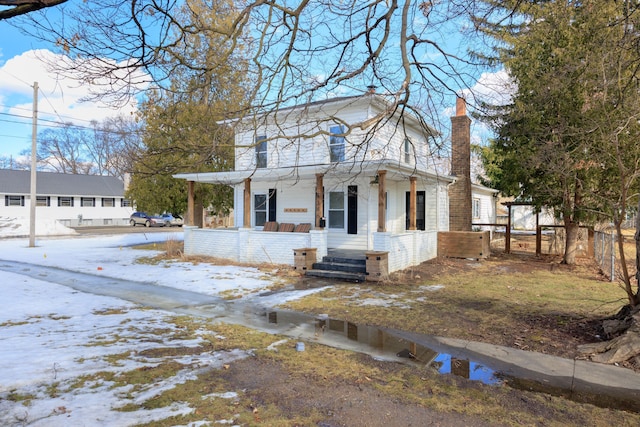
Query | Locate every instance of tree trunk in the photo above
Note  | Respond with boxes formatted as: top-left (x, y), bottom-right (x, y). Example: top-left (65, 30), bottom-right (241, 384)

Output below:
top-left (563, 220), bottom-right (579, 265)
top-left (633, 198), bottom-right (640, 307)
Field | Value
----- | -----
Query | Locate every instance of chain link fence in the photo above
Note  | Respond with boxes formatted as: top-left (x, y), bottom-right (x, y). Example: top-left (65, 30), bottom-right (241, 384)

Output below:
top-left (594, 230), bottom-right (617, 282)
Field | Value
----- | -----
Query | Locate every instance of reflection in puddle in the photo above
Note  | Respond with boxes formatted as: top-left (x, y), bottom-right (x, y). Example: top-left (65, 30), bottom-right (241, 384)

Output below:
top-left (228, 305), bottom-right (638, 413)
top-left (1, 260), bottom-right (637, 414)
top-left (259, 306), bottom-right (502, 386)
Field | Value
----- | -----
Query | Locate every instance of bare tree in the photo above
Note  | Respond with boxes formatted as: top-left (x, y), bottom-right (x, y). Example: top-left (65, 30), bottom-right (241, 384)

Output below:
top-left (35, 123), bottom-right (93, 174)
top-left (0, 0), bottom-right (66, 20)
top-left (88, 115), bottom-right (142, 181)
top-left (19, 1), bottom-right (500, 140)
top-left (28, 117), bottom-right (141, 178)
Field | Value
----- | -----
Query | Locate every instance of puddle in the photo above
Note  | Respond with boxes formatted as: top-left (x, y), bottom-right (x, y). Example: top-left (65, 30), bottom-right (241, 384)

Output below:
top-left (210, 304), bottom-right (640, 413)
top-left (1, 259), bottom-right (639, 413)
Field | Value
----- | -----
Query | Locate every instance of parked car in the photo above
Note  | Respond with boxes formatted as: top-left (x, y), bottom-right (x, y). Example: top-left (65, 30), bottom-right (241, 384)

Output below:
top-left (130, 212), bottom-right (165, 227)
top-left (161, 213), bottom-right (184, 227)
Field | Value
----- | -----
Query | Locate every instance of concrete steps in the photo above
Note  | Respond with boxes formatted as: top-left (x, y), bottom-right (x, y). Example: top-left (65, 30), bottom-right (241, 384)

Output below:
top-left (305, 254), bottom-right (366, 282)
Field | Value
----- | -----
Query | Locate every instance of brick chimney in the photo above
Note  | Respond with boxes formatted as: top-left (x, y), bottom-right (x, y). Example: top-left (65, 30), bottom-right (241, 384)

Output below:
top-left (449, 97), bottom-right (472, 231)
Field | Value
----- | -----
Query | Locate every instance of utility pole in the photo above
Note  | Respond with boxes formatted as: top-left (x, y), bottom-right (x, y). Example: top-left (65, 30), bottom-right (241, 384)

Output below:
top-left (29, 82), bottom-right (38, 248)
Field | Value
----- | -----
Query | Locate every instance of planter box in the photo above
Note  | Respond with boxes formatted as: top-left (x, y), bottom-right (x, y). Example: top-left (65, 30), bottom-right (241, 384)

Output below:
top-left (365, 251), bottom-right (389, 281)
top-left (437, 231), bottom-right (490, 259)
top-left (293, 248), bottom-right (317, 271)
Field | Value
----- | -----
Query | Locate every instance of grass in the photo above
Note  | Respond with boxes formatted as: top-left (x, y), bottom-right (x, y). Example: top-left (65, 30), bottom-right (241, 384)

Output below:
top-left (280, 255), bottom-right (627, 355)
top-left (120, 321), bottom-right (639, 427)
top-left (44, 243), bottom-right (636, 425)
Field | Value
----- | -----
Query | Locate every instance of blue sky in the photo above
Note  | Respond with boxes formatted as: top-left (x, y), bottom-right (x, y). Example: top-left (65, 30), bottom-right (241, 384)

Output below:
top-left (0, 4), bottom-right (510, 162)
top-left (0, 16), bottom-right (140, 160)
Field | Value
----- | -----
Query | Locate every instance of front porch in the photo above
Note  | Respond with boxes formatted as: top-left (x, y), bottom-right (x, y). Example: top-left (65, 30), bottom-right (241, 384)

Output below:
top-left (182, 225), bottom-right (438, 273)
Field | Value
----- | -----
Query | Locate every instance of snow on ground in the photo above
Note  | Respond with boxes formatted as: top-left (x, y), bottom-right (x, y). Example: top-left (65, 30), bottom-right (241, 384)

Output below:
top-left (0, 218), bottom-right (327, 426)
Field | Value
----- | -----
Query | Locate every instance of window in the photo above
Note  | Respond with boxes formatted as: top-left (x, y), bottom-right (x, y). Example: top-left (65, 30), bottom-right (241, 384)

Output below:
top-left (404, 137), bottom-right (412, 163)
top-left (255, 135), bottom-right (267, 168)
top-left (58, 197), bottom-right (74, 207)
top-left (473, 198), bottom-right (481, 219)
top-left (5, 195), bottom-right (24, 206)
top-left (81, 197), bottom-right (95, 207)
top-left (102, 198), bottom-right (115, 207)
top-left (405, 191), bottom-right (426, 231)
top-left (254, 194), bottom-right (267, 226)
top-left (121, 199), bottom-right (132, 207)
top-left (329, 125), bottom-right (345, 162)
top-left (253, 189), bottom-right (277, 227)
top-left (36, 196), bottom-right (50, 207)
top-left (328, 191), bottom-right (345, 229)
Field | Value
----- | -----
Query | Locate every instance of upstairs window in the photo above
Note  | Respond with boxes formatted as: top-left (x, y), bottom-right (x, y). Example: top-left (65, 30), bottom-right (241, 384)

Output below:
top-left (121, 199), bottom-right (132, 207)
top-left (329, 125), bottom-right (345, 162)
top-left (255, 135), bottom-right (267, 168)
top-left (102, 198), bottom-right (115, 207)
top-left (404, 137), bottom-right (412, 163)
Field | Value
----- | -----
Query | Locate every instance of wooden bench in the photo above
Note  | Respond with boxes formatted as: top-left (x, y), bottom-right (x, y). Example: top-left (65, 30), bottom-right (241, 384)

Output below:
top-left (263, 221), bottom-right (279, 231)
top-left (294, 223), bottom-right (311, 233)
top-left (278, 223), bottom-right (295, 232)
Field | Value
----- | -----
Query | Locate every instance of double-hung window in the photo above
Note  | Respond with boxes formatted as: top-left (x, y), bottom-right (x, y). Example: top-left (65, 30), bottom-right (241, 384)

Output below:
top-left (81, 197), bottom-right (95, 207)
top-left (5, 195), bottom-right (24, 206)
top-left (329, 125), bottom-right (345, 162)
top-left (254, 194), bottom-right (267, 226)
top-left (255, 135), bottom-right (267, 168)
top-left (254, 189), bottom-right (277, 227)
top-left (404, 137), bottom-right (412, 163)
top-left (36, 196), bottom-right (50, 207)
top-left (328, 191), bottom-right (345, 229)
top-left (473, 198), bottom-right (481, 219)
top-left (102, 198), bottom-right (115, 207)
top-left (58, 197), bottom-right (74, 207)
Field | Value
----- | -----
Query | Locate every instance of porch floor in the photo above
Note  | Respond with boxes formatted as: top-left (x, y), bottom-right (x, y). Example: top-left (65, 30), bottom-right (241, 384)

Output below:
top-left (327, 248), bottom-right (367, 260)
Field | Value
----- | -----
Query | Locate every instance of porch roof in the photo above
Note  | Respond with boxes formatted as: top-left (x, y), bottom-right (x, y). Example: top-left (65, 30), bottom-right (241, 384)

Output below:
top-left (173, 160), bottom-right (454, 185)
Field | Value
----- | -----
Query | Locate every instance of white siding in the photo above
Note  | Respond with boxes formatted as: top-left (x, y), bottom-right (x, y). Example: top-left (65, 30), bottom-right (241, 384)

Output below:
top-left (1, 195), bottom-right (133, 227)
top-left (233, 97), bottom-right (436, 173)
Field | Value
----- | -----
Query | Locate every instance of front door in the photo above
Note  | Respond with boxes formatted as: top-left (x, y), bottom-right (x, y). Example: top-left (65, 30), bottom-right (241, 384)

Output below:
top-left (347, 185), bottom-right (358, 234)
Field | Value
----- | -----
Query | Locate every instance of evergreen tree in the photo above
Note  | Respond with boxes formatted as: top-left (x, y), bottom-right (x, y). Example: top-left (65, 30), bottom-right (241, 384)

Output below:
top-left (126, 0), bottom-right (248, 220)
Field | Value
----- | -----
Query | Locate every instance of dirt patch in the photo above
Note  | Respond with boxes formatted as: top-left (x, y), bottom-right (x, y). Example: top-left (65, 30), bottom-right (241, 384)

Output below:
top-left (220, 357), bottom-right (494, 427)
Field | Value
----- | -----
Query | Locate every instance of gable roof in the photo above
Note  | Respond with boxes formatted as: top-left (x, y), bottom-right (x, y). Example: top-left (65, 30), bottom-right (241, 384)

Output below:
top-left (230, 93), bottom-right (438, 137)
top-left (0, 169), bottom-right (124, 197)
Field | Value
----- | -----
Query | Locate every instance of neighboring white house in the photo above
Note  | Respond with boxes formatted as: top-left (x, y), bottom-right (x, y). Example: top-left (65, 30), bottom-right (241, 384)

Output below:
top-left (472, 183), bottom-right (498, 235)
top-left (0, 169), bottom-right (133, 227)
top-left (175, 93), bottom-right (496, 272)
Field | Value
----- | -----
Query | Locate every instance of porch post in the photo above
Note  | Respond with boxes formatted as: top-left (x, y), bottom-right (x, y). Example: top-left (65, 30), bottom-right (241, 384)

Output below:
top-left (243, 178), bottom-right (251, 228)
top-left (378, 170), bottom-right (387, 232)
top-left (187, 180), bottom-right (195, 226)
top-left (506, 204), bottom-right (512, 254)
top-left (316, 173), bottom-right (324, 229)
top-left (409, 176), bottom-right (417, 230)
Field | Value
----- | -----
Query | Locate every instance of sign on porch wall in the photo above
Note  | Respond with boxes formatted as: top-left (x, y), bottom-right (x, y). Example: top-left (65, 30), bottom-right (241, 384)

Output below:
top-left (284, 208), bottom-right (308, 213)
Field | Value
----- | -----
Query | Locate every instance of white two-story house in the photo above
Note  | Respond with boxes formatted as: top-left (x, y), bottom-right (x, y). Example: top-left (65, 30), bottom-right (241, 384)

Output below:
top-left (175, 93), bottom-right (495, 272)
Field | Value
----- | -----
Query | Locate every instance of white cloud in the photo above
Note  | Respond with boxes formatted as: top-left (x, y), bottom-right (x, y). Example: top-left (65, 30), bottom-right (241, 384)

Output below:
top-left (0, 49), bottom-right (145, 123)
top-left (465, 68), bottom-right (516, 108)
top-left (0, 49), bottom-right (147, 157)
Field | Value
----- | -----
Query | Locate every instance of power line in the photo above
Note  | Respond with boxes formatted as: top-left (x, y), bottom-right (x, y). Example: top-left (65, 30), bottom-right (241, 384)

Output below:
top-left (0, 109), bottom-right (143, 136)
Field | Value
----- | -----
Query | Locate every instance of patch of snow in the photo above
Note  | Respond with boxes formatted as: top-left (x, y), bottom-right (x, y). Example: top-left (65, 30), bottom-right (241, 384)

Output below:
top-left (0, 216), bottom-right (76, 237)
